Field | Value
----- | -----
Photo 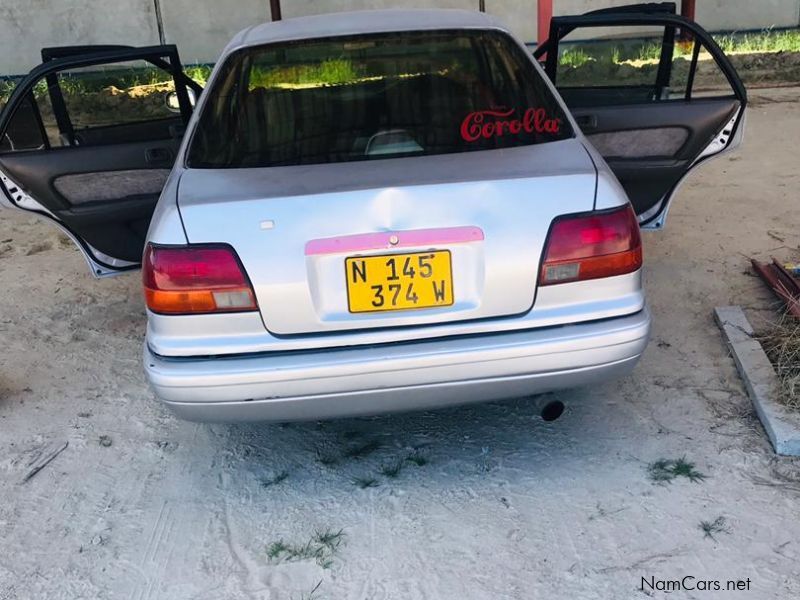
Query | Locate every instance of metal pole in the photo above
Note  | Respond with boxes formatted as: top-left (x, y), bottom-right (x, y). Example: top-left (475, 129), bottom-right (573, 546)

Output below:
top-left (679, 0), bottom-right (696, 40)
top-left (537, 0), bottom-right (553, 46)
top-left (270, 0), bottom-right (282, 21)
top-left (680, 0), bottom-right (696, 21)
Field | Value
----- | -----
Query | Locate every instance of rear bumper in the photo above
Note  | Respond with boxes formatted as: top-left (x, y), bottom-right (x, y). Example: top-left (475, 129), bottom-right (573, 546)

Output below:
top-left (144, 307), bottom-right (650, 422)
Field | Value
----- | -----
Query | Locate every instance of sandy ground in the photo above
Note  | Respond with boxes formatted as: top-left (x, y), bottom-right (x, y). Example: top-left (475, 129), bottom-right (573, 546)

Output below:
top-left (1, 88), bottom-right (800, 600)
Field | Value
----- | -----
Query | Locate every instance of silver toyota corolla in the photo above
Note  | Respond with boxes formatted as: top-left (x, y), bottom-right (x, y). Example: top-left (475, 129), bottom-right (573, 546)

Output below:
top-left (0, 7), bottom-right (746, 421)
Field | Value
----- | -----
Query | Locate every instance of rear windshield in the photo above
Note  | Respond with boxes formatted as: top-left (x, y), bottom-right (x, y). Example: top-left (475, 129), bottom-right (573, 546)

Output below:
top-left (186, 29), bottom-right (573, 168)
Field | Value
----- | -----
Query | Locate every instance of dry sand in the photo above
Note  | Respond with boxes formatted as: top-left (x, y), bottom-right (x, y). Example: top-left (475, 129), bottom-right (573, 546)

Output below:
top-left (1, 88), bottom-right (799, 600)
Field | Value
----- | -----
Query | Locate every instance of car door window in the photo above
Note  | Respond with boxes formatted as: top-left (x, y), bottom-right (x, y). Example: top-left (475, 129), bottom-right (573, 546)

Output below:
top-left (0, 94), bottom-right (47, 152)
top-left (551, 25), bottom-right (739, 109)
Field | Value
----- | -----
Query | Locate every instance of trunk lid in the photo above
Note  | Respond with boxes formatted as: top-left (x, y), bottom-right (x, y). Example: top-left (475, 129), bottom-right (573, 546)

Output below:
top-left (177, 139), bottom-right (597, 335)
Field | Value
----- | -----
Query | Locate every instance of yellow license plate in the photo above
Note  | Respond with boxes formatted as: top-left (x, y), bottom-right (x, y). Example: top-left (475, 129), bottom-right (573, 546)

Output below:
top-left (345, 251), bottom-right (454, 313)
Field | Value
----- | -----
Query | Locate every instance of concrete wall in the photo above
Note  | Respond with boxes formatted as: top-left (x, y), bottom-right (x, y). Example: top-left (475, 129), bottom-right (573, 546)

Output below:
top-left (2, 0), bottom-right (800, 75)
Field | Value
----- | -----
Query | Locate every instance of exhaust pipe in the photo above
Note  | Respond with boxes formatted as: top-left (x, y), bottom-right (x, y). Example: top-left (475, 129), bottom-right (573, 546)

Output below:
top-left (533, 397), bottom-right (565, 421)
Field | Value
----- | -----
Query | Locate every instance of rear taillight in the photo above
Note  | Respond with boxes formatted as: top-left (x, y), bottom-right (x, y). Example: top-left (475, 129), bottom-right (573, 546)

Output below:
top-left (539, 205), bottom-right (642, 285)
top-left (143, 244), bottom-right (258, 314)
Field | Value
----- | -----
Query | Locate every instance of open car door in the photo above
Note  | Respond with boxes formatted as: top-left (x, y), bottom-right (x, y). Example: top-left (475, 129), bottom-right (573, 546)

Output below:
top-left (535, 2), bottom-right (746, 229)
top-left (0, 45), bottom-right (201, 276)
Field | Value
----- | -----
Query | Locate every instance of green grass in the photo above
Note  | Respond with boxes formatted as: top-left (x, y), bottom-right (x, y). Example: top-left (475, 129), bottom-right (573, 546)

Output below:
top-left (561, 27), bottom-right (800, 69)
top-left (267, 529), bottom-right (345, 569)
top-left (648, 457), bottom-right (706, 483)
top-left (715, 27), bottom-right (800, 54)
top-left (559, 47), bottom-right (594, 68)
top-left (249, 58), bottom-right (361, 89)
top-left (699, 516), bottom-right (730, 540)
top-left (184, 64), bottom-right (213, 86)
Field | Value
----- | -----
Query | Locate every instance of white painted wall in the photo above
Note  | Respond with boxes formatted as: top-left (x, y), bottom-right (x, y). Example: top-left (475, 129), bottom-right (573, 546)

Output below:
top-left (1, 0), bottom-right (799, 75)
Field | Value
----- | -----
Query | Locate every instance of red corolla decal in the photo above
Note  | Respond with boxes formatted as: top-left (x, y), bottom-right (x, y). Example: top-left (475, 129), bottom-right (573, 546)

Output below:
top-left (460, 107), bottom-right (562, 142)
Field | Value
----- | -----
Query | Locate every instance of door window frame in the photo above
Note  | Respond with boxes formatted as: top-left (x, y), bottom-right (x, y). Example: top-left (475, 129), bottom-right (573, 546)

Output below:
top-left (0, 45), bottom-right (201, 153)
top-left (534, 12), bottom-right (747, 105)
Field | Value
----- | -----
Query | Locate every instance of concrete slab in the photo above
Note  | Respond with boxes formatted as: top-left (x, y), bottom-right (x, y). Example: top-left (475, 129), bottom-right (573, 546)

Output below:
top-left (715, 305), bottom-right (800, 456)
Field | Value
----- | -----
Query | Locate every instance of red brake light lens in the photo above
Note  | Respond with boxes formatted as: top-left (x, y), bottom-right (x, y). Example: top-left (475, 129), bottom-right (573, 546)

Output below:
top-left (540, 205), bottom-right (642, 285)
top-left (143, 244), bottom-right (258, 314)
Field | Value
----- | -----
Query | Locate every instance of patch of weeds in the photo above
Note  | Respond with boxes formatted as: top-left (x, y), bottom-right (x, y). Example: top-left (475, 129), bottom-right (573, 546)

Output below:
top-left (559, 47), bottom-right (594, 68)
top-left (379, 460), bottom-right (404, 478)
top-left (353, 476), bottom-right (379, 489)
top-left (267, 540), bottom-right (290, 560)
top-left (648, 457), bottom-right (706, 484)
top-left (405, 451), bottom-right (429, 467)
top-left (759, 313), bottom-right (800, 409)
top-left (261, 470), bottom-right (289, 488)
top-left (267, 529), bottom-right (346, 569)
top-left (314, 528), bottom-right (345, 551)
top-left (699, 516), bottom-right (730, 540)
top-left (343, 439), bottom-right (380, 459)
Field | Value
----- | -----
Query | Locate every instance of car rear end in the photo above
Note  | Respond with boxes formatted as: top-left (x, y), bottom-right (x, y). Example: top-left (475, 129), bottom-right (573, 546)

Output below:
top-left (142, 13), bottom-right (650, 421)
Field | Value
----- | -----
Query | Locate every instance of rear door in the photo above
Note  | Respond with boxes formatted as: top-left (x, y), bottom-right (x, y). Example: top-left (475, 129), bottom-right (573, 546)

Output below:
top-left (0, 45), bottom-right (200, 275)
top-left (535, 3), bottom-right (746, 228)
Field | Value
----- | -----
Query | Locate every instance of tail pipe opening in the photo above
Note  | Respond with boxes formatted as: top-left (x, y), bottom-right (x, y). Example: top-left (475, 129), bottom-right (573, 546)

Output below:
top-left (538, 399), bottom-right (565, 422)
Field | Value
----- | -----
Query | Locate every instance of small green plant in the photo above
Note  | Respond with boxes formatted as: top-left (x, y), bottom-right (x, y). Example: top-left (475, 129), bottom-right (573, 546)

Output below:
top-left (353, 476), bottom-right (379, 489)
top-left (699, 516), bottom-right (730, 540)
top-left (267, 529), bottom-right (346, 569)
top-left (184, 64), bottom-right (213, 86)
top-left (314, 528), bottom-right (345, 550)
top-left (559, 47), bottom-right (593, 68)
top-left (648, 457), bottom-right (706, 483)
top-left (261, 470), bottom-right (289, 487)
top-left (636, 40), bottom-right (663, 62)
top-left (267, 540), bottom-right (290, 560)
top-left (379, 461), bottom-right (404, 478)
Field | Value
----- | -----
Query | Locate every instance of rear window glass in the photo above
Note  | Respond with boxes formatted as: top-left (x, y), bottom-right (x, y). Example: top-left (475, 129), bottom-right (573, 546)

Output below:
top-left (186, 29), bottom-right (573, 168)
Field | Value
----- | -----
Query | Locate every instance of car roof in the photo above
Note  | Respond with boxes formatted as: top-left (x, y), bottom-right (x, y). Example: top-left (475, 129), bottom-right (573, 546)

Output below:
top-left (226, 9), bottom-right (510, 51)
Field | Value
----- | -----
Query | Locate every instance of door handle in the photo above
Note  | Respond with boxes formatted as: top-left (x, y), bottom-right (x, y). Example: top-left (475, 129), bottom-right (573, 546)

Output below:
top-left (575, 114), bottom-right (598, 131)
top-left (145, 147), bottom-right (173, 165)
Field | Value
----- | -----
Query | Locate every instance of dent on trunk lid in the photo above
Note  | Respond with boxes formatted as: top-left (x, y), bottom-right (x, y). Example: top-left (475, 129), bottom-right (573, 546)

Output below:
top-left (176, 139), bottom-right (598, 335)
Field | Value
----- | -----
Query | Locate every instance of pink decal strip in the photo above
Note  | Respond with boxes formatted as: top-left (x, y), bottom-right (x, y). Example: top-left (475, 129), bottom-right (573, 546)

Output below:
top-left (305, 226), bottom-right (484, 256)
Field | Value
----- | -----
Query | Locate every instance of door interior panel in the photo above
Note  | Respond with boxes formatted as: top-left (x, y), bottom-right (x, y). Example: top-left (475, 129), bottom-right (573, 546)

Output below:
top-left (0, 138), bottom-right (181, 261)
top-left (571, 98), bottom-right (739, 215)
top-left (53, 168), bottom-right (171, 204)
top-left (538, 7), bottom-right (747, 225)
top-left (0, 45), bottom-right (196, 271)
top-left (586, 127), bottom-right (689, 158)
